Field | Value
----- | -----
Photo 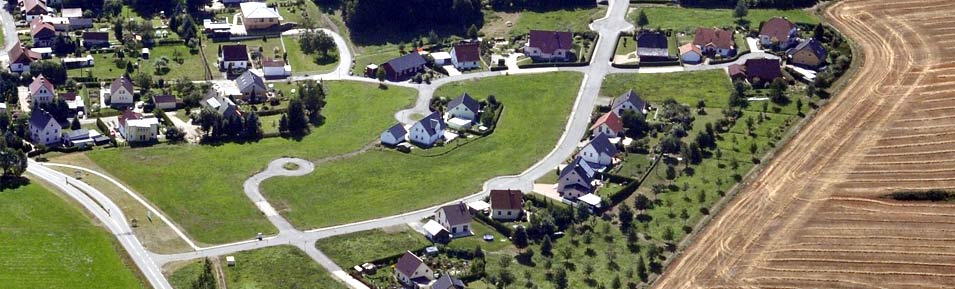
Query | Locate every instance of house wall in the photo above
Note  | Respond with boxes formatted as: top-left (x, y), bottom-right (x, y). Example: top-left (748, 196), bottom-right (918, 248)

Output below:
top-left (380, 132), bottom-right (401, 146)
top-left (578, 145), bottom-right (612, 166)
top-left (592, 124), bottom-right (617, 137)
top-left (123, 124), bottom-right (158, 142)
top-left (263, 66), bottom-right (287, 77)
top-left (524, 47), bottom-right (570, 61)
top-left (31, 89), bottom-right (54, 104)
top-left (409, 123), bottom-right (441, 147)
top-left (449, 105), bottom-right (476, 121)
top-left (242, 16), bottom-right (278, 30)
top-left (155, 102), bottom-right (177, 110)
top-left (792, 50), bottom-right (822, 67)
top-left (31, 120), bottom-right (61, 146)
top-left (681, 52), bottom-right (701, 64)
top-left (221, 60), bottom-right (248, 70)
top-left (491, 208), bottom-right (521, 221)
top-left (612, 102), bottom-right (640, 117)
top-left (395, 264), bottom-right (432, 285)
top-left (33, 37), bottom-right (54, 48)
top-left (10, 63), bottom-right (30, 73)
top-left (110, 88), bottom-right (134, 105)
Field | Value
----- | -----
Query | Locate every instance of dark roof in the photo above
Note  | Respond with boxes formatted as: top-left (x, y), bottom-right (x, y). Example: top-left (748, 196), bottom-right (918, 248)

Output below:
top-left (590, 111), bottom-right (623, 133)
top-left (437, 203), bottom-right (471, 226)
top-left (693, 28), bottom-right (734, 50)
top-left (559, 157), bottom-right (595, 182)
top-left (448, 93), bottom-right (479, 114)
top-left (385, 123), bottom-right (407, 139)
top-left (760, 17), bottom-right (796, 43)
top-left (153, 94), bottom-right (177, 104)
top-left (727, 64), bottom-right (746, 78)
top-left (637, 30), bottom-right (668, 49)
top-left (742, 58), bottom-right (782, 82)
top-left (787, 38), bottom-right (828, 61)
top-left (221, 44), bottom-right (249, 62)
top-left (30, 19), bottom-right (55, 38)
top-left (83, 31), bottom-right (108, 42)
top-left (528, 30), bottom-right (573, 54)
top-left (384, 52), bottom-right (427, 72)
top-left (588, 133), bottom-right (619, 157)
top-left (119, 109), bottom-right (143, 126)
top-left (64, 128), bottom-right (89, 140)
top-left (24, 0), bottom-right (47, 15)
top-left (29, 109), bottom-right (55, 129)
top-left (58, 91), bottom-right (77, 101)
top-left (613, 89), bottom-right (647, 112)
top-left (417, 111), bottom-right (445, 135)
top-left (236, 71), bottom-right (266, 93)
top-left (395, 251), bottom-right (425, 277)
top-left (431, 275), bottom-right (466, 289)
top-left (490, 190), bottom-right (523, 211)
top-left (110, 76), bottom-right (133, 95)
top-left (8, 43), bottom-right (38, 64)
top-left (452, 42), bottom-right (481, 63)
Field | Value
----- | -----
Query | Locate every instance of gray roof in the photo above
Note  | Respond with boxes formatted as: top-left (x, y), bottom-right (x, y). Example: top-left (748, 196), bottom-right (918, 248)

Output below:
top-left (588, 133), bottom-right (619, 158)
top-left (64, 128), bottom-right (89, 140)
top-left (417, 111), bottom-right (445, 135)
top-left (613, 89), bottom-right (647, 113)
top-left (236, 71), bottom-right (266, 94)
top-left (29, 109), bottom-right (55, 129)
top-left (437, 203), bottom-right (471, 226)
top-left (559, 157), bottom-right (595, 183)
top-left (788, 38), bottom-right (828, 61)
top-left (432, 275), bottom-right (466, 289)
top-left (385, 123), bottom-right (407, 139)
top-left (385, 52), bottom-right (427, 72)
top-left (637, 30), bottom-right (668, 49)
top-left (448, 93), bottom-right (479, 114)
top-left (221, 44), bottom-right (249, 62)
top-left (395, 251), bottom-right (425, 277)
top-left (110, 76), bottom-right (133, 95)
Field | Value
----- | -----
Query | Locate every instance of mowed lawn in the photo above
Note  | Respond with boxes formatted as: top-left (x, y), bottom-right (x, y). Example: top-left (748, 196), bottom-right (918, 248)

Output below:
top-left (85, 81), bottom-right (417, 244)
top-left (635, 7), bottom-right (820, 32)
top-left (602, 70), bottom-right (734, 108)
top-left (284, 35), bottom-right (339, 75)
top-left (316, 226), bottom-right (432, 267)
top-left (0, 183), bottom-right (146, 289)
top-left (262, 72), bottom-right (583, 230)
top-left (169, 246), bottom-right (346, 289)
top-left (509, 6), bottom-right (608, 37)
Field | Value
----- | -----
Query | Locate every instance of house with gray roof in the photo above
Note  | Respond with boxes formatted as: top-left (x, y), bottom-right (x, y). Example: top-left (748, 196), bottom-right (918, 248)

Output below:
top-left (410, 111), bottom-right (445, 147)
top-left (202, 88), bottom-right (241, 119)
top-left (558, 156), bottom-right (595, 200)
top-left (447, 93), bottom-right (480, 122)
top-left (380, 123), bottom-right (407, 146)
top-left (394, 251), bottom-right (434, 287)
top-left (787, 38), bottom-right (828, 69)
top-left (235, 70), bottom-right (268, 103)
top-left (578, 133), bottom-right (619, 167)
top-left (611, 89), bottom-right (648, 116)
top-left (435, 203), bottom-right (472, 237)
top-left (29, 109), bottom-right (61, 146)
top-left (108, 76), bottom-right (135, 107)
top-left (637, 30), bottom-right (670, 62)
top-left (432, 275), bottom-right (466, 289)
top-left (382, 52), bottom-right (426, 82)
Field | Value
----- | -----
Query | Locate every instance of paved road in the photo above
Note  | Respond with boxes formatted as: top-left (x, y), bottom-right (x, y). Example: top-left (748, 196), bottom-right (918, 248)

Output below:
top-left (0, 7), bottom-right (17, 60)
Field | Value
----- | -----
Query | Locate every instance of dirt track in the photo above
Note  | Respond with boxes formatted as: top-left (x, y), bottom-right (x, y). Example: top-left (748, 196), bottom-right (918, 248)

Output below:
top-left (654, 0), bottom-right (955, 288)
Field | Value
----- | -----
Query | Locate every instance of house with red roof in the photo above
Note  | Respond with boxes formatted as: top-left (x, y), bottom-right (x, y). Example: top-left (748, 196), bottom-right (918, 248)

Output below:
top-left (28, 74), bottom-right (55, 105)
top-left (490, 189), bottom-right (524, 221)
top-left (8, 43), bottom-right (40, 73)
top-left (590, 111), bottom-right (624, 137)
top-left (30, 18), bottom-right (57, 47)
top-left (759, 17), bottom-right (798, 50)
top-left (22, 0), bottom-right (49, 21)
top-left (692, 28), bottom-right (736, 58)
top-left (525, 30), bottom-right (574, 62)
top-left (451, 41), bottom-right (481, 70)
top-left (394, 251), bottom-right (434, 287)
top-left (727, 58), bottom-right (782, 86)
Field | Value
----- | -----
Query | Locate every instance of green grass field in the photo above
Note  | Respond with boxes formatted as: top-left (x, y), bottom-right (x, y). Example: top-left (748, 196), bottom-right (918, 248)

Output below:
top-left (169, 246), bottom-right (347, 289)
top-left (284, 35), bottom-right (339, 75)
top-left (67, 46), bottom-right (207, 81)
top-left (350, 44), bottom-right (402, 76)
top-left (316, 226), bottom-right (432, 267)
top-left (602, 70), bottom-right (734, 108)
top-left (510, 6), bottom-right (607, 37)
top-left (634, 7), bottom-right (820, 32)
top-left (203, 37), bottom-right (285, 79)
top-left (261, 72), bottom-right (583, 230)
top-left (85, 81), bottom-right (417, 244)
top-left (0, 183), bottom-right (146, 289)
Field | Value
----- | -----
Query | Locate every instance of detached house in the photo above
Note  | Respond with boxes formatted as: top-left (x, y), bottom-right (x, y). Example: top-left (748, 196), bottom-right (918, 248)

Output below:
top-left (235, 70), bottom-right (268, 102)
top-left (30, 19), bottom-right (56, 48)
top-left (152, 94), bottom-right (178, 111)
top-left (431, 275), bottom-right (466, 289)
top-left (679, 43), bottom-right (703, 64)
top-left (262, 58), bottom-right (290, 78)
top-left (611, 89), bottom-right (648, 116)
top-left (380, 123), bottom-right (407, 146)
top-left (558, 157), bottom-right (596, 200)
top-left (728, 58), bottom-right (782, 86)
top-left (410, 111), bottom-right (445, 147)
top-left (490, 189), bottom-right (523, 221)
top-left (394, 251), bottom-right (434, 288)
top-left (8, 43), bottom-right (40, 73)
top-left (118, 110), bottom-right (159, 143)
top-left (578, 133), bottom-right (619, 167)
top-left (82, 31), bottom-right (109, 49)
top-left (451, 41), bottom-right (481, 70)
top-left (636, 30), bottom-right (669, 62)
top-left (201, 88), bottom-right (241, 119)
top-left (29, 109), bottom-right (61, 146)
top-left (239, 2), bottom-right (282, 30)
top-left (108, 76), bottom-right (135, 107)
top-left (22, 0), bottom-right (49, 21)
top-left (787, 38), bottom-right (828, 68)
top-left (435, 203), bottom-right (472, 237)
top-left (759, 17), bottom-right (798, 50)
top-left (219, 44), bottom-right (250, 71)
top-left (382, 52), bottom-right (427, 82)
top-left (28, 74), bottom-right (55, 105)
top-left (525, 30), bottom-right (573, 62)
top-left (590, 111), bottom-right (623, 137)
top-left (692, 28), bottom-right (736, 58)
top-left (446, 92), bottom-right (479, 123)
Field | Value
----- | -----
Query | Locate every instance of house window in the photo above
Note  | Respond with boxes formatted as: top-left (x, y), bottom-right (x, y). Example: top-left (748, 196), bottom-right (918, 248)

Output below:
top-left (497, 211), bottom-right (501, 216)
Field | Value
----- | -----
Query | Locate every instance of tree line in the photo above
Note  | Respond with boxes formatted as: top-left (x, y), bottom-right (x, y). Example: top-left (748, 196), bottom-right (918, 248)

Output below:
top-left (488, 0), bottom-right (595, 10)
top-left (679, 0), bottom-right (817, 8)
top-left (342, 0), bottom-right (482, 34)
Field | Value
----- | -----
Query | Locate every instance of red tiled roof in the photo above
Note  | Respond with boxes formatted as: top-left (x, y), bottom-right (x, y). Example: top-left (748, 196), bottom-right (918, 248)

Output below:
top-left (490, 189), bottom-right (523, 211)
top-left (760, 17), bottom-right (796, 43)
top-left (8, 43), bottom-right (37, 64)
top-left (590, 111), bottom-right (623, 133)
top-left (30, 18), bottom-right (55, 38)
top-left (693, 28), bottom-right (734, 50)
top-left (528, 30), bottom-right (573, 55)
top-left (452, 42), bottom-right (481, 63)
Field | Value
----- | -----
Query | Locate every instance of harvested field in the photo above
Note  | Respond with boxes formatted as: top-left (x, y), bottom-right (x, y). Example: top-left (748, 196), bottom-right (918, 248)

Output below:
top-left (654, 0), bottom-right (955, 288)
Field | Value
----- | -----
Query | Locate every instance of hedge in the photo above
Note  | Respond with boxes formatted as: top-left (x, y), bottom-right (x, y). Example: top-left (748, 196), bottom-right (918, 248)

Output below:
top-left (153, 109), bottom-right (174, 127)
top-left (473, 212), bottom-right (514, 238)
top-left (470, 104), bottom-right (504, 136)
top-left (639, 59), bottom-right (682, 67)
top-left (256, 107), bottom-right (289, 117)
top-left (489, 66), bottom-right (507, 72)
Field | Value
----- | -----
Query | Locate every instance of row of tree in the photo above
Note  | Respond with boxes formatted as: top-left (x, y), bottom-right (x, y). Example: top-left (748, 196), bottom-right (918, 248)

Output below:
top-left (680, 0), bottom-right (816, 8)
top-left (197, 109), bottom-right (263, 142)
top-left (342, 0), bottom-right (483, 34)
top-left (278, 82), bottom-right (327, 137)
top-left (488, 0), bottom-right (595, 10)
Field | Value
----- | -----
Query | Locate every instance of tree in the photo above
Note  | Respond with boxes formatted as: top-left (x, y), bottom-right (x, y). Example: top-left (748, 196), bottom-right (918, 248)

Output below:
top-left (286, 98), bottom-right (309, 136)
top-left (665, 165), bottom-right (676, 182)
top-left (618, 203), bottom-right (634, 229)
top-left (688, 142), bottom-right (703, 164)
top-left (70, 117), bottom-right (81, 130)
top-left (190, 258), bottom-right (216, 289)
top-left (467, 24), bottom-right (479, 39)
top-left (769, 78), bottom-right (789, 103)
top-left (298, 81), bottom-right (327, 125)
top-left (113, 19), bottom-right (124, 44)
top-left (376, 68), bottom-right (386, 82)
top-left (243, 112), bottom-right (263, 140)
top-left (636, 256), bottom-right (647, 281)
top-left (513, 226), bottom-right (529, 248)
top-left (541, 235), bottom-right (553, 256)
top-left (622, 110), bottom-right (648, 138)
top-left (553, 268), bottom-right (568, 289)
top-left (634, 194), bottom-right (651, 212)
top-left (733, 0), bottom-right (749, 21)
top-left (636, 10), bottom-right (649, 28)
top-left (813, 23), bottom-right (825, 40)
top-left (165, 127), bottom-right (186, 142)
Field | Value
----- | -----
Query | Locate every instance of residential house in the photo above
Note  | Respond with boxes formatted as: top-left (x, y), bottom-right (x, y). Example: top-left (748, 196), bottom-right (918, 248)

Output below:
top-left (525, 30), bottom-right (573, 62)
top-left (422, 220), bottom-right (451, 244)
top-left (578, 133), bottom-right (618, 167)
top-left (558, 157), bottom-right (596, 200)
top-left (787, 38), bottom-right (828, 68)
top-left (262, 58), bottom-right (290, 78)
top-left (636, 30), bottom-right (669, 62)
top-left (446, 93), bottom-right (479, 122)
top-left (380, 123), bottom-right (407, 146)
top-left (118, 110), bottom-right (159, 143)
top-left (40, 15), bottom-right (70, 31)
top-left (8, 43), bottom-right (39, 73)
top-left (61, 55), bottom-right (94, 68)
top-left (382, 52), bottom-right (427, 82)
top-left (22, 0), bottom-right (49, 21)
top-left (239, 2), bottom-right (282, 30)
top-left (0, 103), bottom-right (6, 114)
top-left (590, 111), bottom-right (623, 137)
top-left (435, 203), bottom-right (472, 236)
top-left (219, 44), bottom-right (250, 71)
top-left (152, 94), bottom-right (178, 111)
top-left (30, 19), bottom-right (56, 48)
top-left (108, 76), bottom-right (135, 107)
top-left (692, 28), bottom-right (736, 58)
top-left (451, 41), bottom-right (481, 70)
top-left (201, 88), bottom-right (241, 119)
top-left (759, 17), bottom-right (798, 50)
top-left (489, 189), bottom-right (523, 221)
top-left (409, 111), bottom-right (445, 147)
top-left (235, 70), bottom-right (268, 102)
top-left (727, 58), bottom-right (782, 86)
top-left (28, 74), bottom-right (55, 105)
top-left (431, 52), bottom-right (453, 66)
top-left (611, 89), bottom-right (648, 116)
top-left (29, 109), bottom-right (61, 146)
top-left (67, 17), bottom-right (93, 30)
top-left (82, 31), bottom-right (109, 49)
top-left (394, 251), bottom-right (434, 287)
top-left (431, 275), bottom-right (466, 289)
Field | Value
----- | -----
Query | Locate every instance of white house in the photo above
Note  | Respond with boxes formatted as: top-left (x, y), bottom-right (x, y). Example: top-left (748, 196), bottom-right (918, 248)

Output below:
top-left (611, 89), bottom-right (648, 116)
top-left (490, 189), bottom-right (523, 221)
top-left (8, 43), bottom-right (39, 74)
top-left (590, 111), bottom-right (623, 137)
top-left (410, 111), bottom-right (445, 147)
top-left (394, 251), bottom-right (434, 287)
top-left (431, 52), bottom-right (453, 66)
top-left (446, 93), bottom-right (479, 122)
top-left (219, 44), bottom-right (249, 71)
top-left (262, 58), bottom-right (291, 78)
top-left (692, 28), bottom-right (736, 58)
top-left (380, 123), bottom-right (407, 146)
top-left (119, 110), bottom-right (159, 143)
top-left (451, 41), bottom-right (481, 70)
top-left (239, 2), bottom-right (282, 30)
top-left (525, 30), bottom-right (573, 61)
top-left (578, 133), bottom-right (619, 167)
top-left (108, 76), bottom-right (135, 107)
top-left (29, 109), bottom-right (61, 146)
top-left (28, 74), bottom-right (55, 105)
top-left (759, 17), bottom-right (798, 50)
top-left (679, 43), bottom-right (703, 64)
top-left (435, 203), bottom-right (472, 237)
top-left (558, 157), bottom-right (596, 200)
